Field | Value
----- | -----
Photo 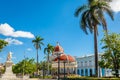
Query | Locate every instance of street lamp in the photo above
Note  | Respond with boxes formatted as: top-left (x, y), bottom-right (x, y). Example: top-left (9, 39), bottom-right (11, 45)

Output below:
top-left (57, 52), bottom-right (62, 80)
top-left (63, 60), bottom-right (67, 79)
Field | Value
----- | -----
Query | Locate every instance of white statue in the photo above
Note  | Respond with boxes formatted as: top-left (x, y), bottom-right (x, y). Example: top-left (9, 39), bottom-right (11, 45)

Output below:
top-left (7, 52), bottom-right (12, 61)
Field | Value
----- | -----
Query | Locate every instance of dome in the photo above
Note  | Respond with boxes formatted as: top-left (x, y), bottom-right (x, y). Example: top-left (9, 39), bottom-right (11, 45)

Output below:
top-left (53, 54), bottom-right (75, 62)
top-left (53, 42), bottom-right (64, 54)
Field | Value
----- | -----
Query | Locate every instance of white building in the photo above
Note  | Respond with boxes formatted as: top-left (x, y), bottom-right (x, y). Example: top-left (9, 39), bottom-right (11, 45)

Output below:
top-left (51, 43), bottom-right (77, 75)
top-left (75, 54), bottom-right (113, 77)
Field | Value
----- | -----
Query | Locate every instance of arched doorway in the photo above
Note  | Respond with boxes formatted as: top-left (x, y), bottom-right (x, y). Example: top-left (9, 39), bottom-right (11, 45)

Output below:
top-left (81, 69), bottom-right (84, 76)
top-left (90, 69), bottom-right (92, 76)
top-left (77, 69), bottom-right (80, 75)
top-left (85, 69), bottom-right (88, 76)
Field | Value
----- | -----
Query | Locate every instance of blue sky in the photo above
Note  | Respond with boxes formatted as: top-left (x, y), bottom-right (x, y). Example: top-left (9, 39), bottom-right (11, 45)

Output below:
top-left (0, 0), bottom-right (120, 63)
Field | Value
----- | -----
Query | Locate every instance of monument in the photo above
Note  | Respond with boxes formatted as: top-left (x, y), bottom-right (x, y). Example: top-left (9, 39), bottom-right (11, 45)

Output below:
top-left (1, 52), bottom-right (18, 80)
top-left (0, 52), bottom-right (29, 80)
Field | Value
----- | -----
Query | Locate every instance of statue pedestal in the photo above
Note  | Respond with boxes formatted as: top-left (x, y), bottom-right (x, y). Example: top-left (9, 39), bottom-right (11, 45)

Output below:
top-left (5, 61), bottom-right (13, 67)
top-left (0, 52), bottom-right (29, 80)
top-left (2, 61), bottom-right (17, 79)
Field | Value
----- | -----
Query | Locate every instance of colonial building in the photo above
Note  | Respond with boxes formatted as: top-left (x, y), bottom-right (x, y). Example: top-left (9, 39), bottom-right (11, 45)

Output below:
top-left (76, 54), bottom-right (113, 77)
top-left (51, 43), bottom-right (77, 75)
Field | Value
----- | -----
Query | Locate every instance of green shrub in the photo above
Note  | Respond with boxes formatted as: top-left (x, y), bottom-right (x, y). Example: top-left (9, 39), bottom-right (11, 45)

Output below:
top-left (64, 77), bottom-right (120, 80)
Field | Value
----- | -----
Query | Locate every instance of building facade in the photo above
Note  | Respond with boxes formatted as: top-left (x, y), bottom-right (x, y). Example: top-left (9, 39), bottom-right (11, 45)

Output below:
top-left (51, 43), bottom-right (77, 75)
top-left (76, 54), bottom-right (113, 77)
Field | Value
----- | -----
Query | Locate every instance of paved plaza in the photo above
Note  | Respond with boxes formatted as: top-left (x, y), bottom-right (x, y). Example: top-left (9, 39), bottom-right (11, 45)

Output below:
top-left (30, 79), bottom-right (56, 80)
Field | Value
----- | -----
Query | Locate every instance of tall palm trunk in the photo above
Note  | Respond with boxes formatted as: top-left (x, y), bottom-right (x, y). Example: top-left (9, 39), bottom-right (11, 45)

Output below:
top-left (94, 26), bottom-right (98, 77)
top-left (37, 49), bottom-right (39, 76)
top-left (48, 54), bottom-right (50, 75)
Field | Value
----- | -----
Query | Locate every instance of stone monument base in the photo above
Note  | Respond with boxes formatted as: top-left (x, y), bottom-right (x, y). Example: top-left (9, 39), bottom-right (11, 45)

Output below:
top-left (1, 61), bottom-right (18, 79)
top-left (0, 52), bottom-right (29, 80)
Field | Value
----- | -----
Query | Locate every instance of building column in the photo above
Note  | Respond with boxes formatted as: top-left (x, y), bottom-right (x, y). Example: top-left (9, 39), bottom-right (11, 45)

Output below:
top-left (75, 67), bottom-right (77, 74)
top-left (83, 68), bottom-right (85, 76)
top-left (99, 68), bottom-right (102, 77)
top-left (81, 69), bottom-right (84, 76)
top-left (79, 68), bottom-right (81, 75)
top-left (104, 68), bottom-right (107, 77)
top-left (72, 67), bottom-right (74, 74)
top-left (88, 68), bottom-right (90, 76)
top-left (92, 68), bottom-right (95, 75)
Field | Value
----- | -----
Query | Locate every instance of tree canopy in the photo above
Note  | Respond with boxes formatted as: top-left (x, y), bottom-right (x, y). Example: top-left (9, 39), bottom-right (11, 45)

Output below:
top-left (99, 33), bottom-right (120, 77)
top-left (13, 58), bottom-right (36, 75)
top-left (44, 44), bottom-right (54, 61)
top-left (74, 0), bottom-right (114, 34)
top-left (32, 36), bottom-right (44, 50)
top-left (0, 39), bottom-right (8, 52)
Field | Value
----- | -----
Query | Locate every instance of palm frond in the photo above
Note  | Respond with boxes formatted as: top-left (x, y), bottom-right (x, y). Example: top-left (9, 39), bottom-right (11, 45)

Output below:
top-left (75, 5), bottom-right (88, 17)
top-left (90, 7), bottom-right (101, 25)
top-left (40, 42), bottom-right (44, 45)
top-left (44, 48), bottom-right (47, 54)
top-left (98, 1), bottom-right (114, 20)
top-left (88, 0), bottom-right (95, 5)
top-left (80, 10), bottom-right (89, 34)
top-left (103, 7), bottom-right (114, 20)
top-left (80, 18), bottom-right (88, 34)
top-left (98, 9), bottom-right (107, 30)
top-left (32, 36), bottom-right (44, 50)
top-left (87, 15), bottom-right (94, 33)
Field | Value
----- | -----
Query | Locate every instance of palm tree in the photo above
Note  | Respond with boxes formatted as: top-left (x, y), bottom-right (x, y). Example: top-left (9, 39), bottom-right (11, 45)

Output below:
top-left (44, 44), bottom-right (54, 75)
top-left (75, 0), bottom-right (114, 77)
top-left (32, 36), bottom-right (44, 75)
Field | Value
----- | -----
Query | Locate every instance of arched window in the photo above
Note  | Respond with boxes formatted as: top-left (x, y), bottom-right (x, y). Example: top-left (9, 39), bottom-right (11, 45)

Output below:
top-left (81, 69), bottom-right (84, 76)
top-left (90, 69), bottom-right (92, 76)
top-left (85, 69), bottom-right (88, 76)
top-left (77, 69), bottom-right (80, 75)
top-left (85, 61), bottom-right (87, 66)
top-left (81, 62), bottom-right (83, 67)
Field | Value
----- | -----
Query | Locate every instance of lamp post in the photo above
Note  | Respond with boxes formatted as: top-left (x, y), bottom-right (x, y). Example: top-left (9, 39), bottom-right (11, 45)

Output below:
top-left (63, 60), bottom-right (66, 79)
top-left (58, 55), bottom-right (60, 80)
top-left (57, 52), bottom-right (62, 80)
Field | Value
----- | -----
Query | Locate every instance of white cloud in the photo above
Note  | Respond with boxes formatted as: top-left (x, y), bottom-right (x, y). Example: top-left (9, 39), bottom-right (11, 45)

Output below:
top-left (0, 23), bottom-right (35, 38)
top-left (27, 48), bottom-right (32, 51)
top-left (110, 0), bottom-right (120, 12)
top-left (5, 38), bottom-right (23, 45)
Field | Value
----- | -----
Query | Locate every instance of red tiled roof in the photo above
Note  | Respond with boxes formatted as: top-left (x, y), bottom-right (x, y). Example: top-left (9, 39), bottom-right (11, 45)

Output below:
top-left (54, 45), bottom-right (64, 52)
top-left (53, 54), bottom-right (75, 62)
top-left (53, 42), bottom-right (64, 54)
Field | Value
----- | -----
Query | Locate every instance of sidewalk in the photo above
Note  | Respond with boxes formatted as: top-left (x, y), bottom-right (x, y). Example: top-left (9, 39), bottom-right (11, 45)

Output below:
top-left (30, 79), bottom-right (56, 80)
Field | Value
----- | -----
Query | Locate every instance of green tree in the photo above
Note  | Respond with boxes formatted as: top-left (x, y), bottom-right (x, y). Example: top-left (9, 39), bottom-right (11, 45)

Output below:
top-left (38, 61), bottom-right (48, 71)
top-left (75, 0), bottom-right (114, 76)
top-left (32, 36), bottom-right (44, 75)
top-left (44, 44), bottom-right (54, 75)
top-left (0, 39), bottom-right (8, 51)
top-left (13, 58), bottom-right (36, 75)
top-left (38, 61), bottom-right (49, 78)
top-left (99, 33), bottom-right (120, 77)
